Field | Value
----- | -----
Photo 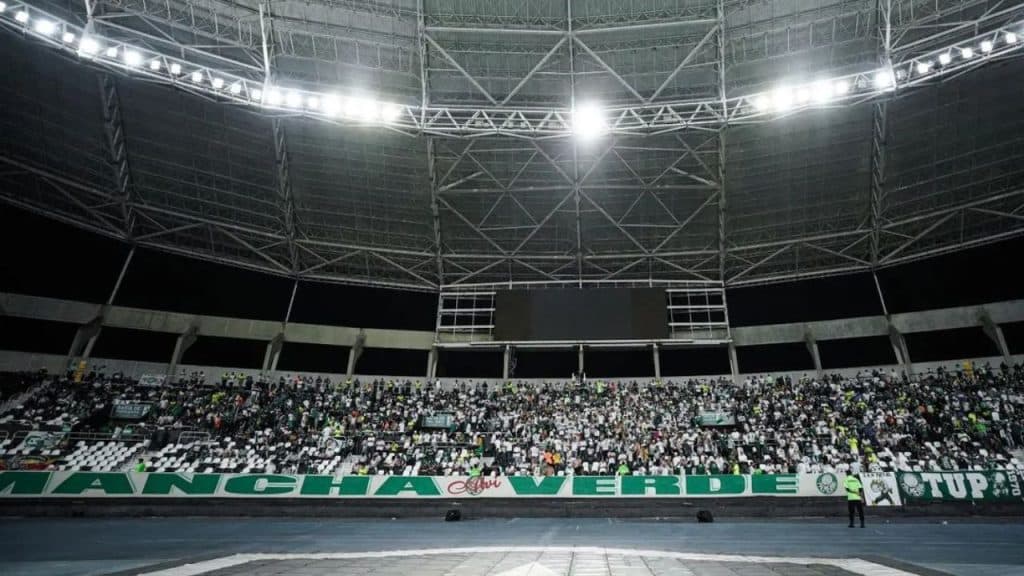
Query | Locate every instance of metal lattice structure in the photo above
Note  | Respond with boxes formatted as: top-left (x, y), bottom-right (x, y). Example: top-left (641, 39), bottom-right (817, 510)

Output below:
top-left (1, 0), bottom-right (1024, 291)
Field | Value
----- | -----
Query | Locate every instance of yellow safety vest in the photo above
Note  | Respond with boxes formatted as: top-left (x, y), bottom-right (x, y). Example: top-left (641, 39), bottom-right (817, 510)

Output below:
top-left (844, 476), bottom-right (863, 501)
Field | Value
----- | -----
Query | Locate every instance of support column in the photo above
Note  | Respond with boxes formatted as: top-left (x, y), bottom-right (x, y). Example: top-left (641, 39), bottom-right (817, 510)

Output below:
top-left (577, 344), bottom-right (584, 376)
top-left (502, 345), bottom-right (511, 379)
top-left (888, 323), bottom-right (912, 376)
top-left (979, 310), bottom-right (1012, 365)
top-left (652, 344), bottom-right (661, 380)
top-left (728, 342), bottom-right (739, 384)
top-left (168, 325), bottom-right (199, 383)
top-left (426, 346), bottom-right (438, 380)
top-left (804, 331), bottom-right (823, 379)
top-left (263, 332), bottom-right (284, 373)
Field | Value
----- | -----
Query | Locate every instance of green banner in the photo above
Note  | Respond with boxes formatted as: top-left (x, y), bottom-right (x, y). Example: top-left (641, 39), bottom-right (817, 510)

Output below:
top-left (0, 472), bottom-right (852, 499)
top-left (897, 470), bottom-right (1024, 502)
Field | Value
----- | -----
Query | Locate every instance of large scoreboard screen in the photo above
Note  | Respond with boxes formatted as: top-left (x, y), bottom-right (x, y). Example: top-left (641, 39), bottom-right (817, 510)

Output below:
top-left (493, 288), bottom-right (667, 341)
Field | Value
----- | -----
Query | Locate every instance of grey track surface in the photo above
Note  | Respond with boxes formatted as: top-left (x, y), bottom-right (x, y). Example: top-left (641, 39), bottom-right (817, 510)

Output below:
top-left (0, 518), bottom-right (1022, 576)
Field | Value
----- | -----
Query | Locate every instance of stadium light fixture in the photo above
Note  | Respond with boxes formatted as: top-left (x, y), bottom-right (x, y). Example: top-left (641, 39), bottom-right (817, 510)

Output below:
top-left (190, 71), bottom-right (203, 83)
top-left (322, 95), bottom-right (340, 117)
top-left (0, 2), bottom-right (7, 13)
top-left (752, 94), bottom-right (771, 111)
top-left (78, 36), bottom-right (99, 55)
top-left (124, 50), bottom-right (142, 67)
top-left (381, 103), bottom-right (402, 123)
top-left (307, 96), bottom-right (320, 110)
top-left (833, 80), bottom-right (850, 95)
top-left (15, 10), bottom-right (28, 23)
top-left (229, 82), bottom-right (242, 95)
top-left (811, 81), bottom-right (832, 104)
top-left (149, 59), bottom-right (161, 71)
top-left (62, 32), bottom-right (74, 43)
top-left (573, 102), bottom-right (607, 140)
top-left (285, 91), bottom-right (302, 108)
top-left (266, 89), bottom-right (282, 106)
top-left (980, 40), bottom-right (994, 53)
top-left (873, 68), bottom-right (894, 88)
top-left (105, 46), bottom-right (117, 58)
top-left (355, 97), bottom-right (380, 121)
top-left (771, 87), bottom-right (794, 112)
top-left (250, 88), bottom-right (263, 101)
top-left (795, 86), bottom-right (810, 104)
top-left (169, 62), bottom-right (181, 75)
top-left (34, 20), bottom-right (55, 36)
top-left (961, 47), bottom-right (974, 59)
top-left (212, 77), bottom-right (224, 89)
top-left (916, 61), bottom-right (932, 74)
top-left (1007, 32), bottom-right (1018, 44)
top-left (938, 52), bottom-right (952, 65)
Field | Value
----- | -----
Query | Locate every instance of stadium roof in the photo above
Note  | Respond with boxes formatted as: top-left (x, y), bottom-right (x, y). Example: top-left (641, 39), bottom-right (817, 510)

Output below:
top-left (1, 0), bottom-right (1023, 291)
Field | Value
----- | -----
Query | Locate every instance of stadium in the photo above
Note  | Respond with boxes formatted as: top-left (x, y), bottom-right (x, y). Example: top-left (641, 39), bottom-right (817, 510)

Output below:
top-left (2, 0), bottom-right (1024, 574)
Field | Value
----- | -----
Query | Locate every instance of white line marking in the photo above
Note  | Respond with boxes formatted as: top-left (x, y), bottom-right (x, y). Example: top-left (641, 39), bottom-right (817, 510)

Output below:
top-left (137, 547), bottom-right (920, 576)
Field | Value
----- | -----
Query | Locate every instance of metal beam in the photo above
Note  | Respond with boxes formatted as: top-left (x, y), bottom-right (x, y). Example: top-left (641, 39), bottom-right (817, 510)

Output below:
top-left (572, 36), bottom-right (645, 103)
top-left (98, 74), bottom-right (137, 240)
top-left (424, 33), bottom-right (498, 105)
top-left (648, 23), bottom-right (719, 103)
top-left (501, 36), bottom-right (568, 106)
top-left (271, 118), bottom-right (300, 275)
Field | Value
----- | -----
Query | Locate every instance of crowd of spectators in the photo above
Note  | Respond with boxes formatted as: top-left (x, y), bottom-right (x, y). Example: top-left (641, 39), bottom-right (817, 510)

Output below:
top-left (0, 362), bottom-right (1022, 476)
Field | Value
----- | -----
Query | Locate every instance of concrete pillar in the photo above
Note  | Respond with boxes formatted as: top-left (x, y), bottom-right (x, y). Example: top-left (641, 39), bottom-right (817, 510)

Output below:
top-left (346, 330), bottom-right (366, 381)
top-left (979, 310), bottom-right (1012, 364)
top-left (167, 324), bottom-right (199, 383)
top-left (652, 344), bottom-right (661, 380)
top-left (502, 345), bottom-right (511, 379)
top-left (67, 314), bottom-right (103, 367)
top-left (728, 342), bottom-right (740, 384)
top-left (262, 332), bottom-right (284, 373)
top-left (426, 346), bottom-right (438, 379)
top-left (577, 344), bottom-right (584, 375)
top-left (804, 330), bottom-right (823, 379)
top-left (888, 323), bottom-right (913, 376)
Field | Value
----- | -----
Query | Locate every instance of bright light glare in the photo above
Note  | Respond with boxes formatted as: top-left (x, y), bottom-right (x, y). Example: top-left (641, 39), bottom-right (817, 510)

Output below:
top-left (938, 52), bottom-right (952, 65)
top-left (572, 103), bottom-right (607, 140)
top-left (105, 46), bottom-right (118, 58)
top-left (169, 63), bottom-right (182, 75)
top-left (833, 80), bottom-right (850, 95)
top-left (0, 3), bottom-right (7, 13)
top-left (916, 61), bottom-right (932, 74)
top-left (62, 32), bottom-right (75, 43)
top-left (229, 82), bottom-right (242, 95)
top-left (796, 87), bottom-right (810, 104)
top-left (381, 103), bottom-right (402, 122)
top-left (980, 40), bottom-right (993, 53)
top-left (771, 87), bottom-right (794, 111)
top-left (149, 59), bottom-right (161, 71)
top-left (190, 71), bottom-right (203, 83)
top-left (752, 94), bottom-right (770, 111)
top-left (79, 37), bottom-right (100, 55)
top-left (811, 81), bottom-right (833, 104)
top-left (15, 10), bottom-right (28, 23)
top-left (323, 95), bottom-right (340, 117)
top-left (266, 90), bottom-right (282, 105)
top-left (961, 47), bottom-right (974, 59)
top-left (285, 92), bottom-right (302, 108)
top-left (34, 20), bottom-right (55, 35)
top-left (307, 97), bottom-right (320, 110)
top-left (250, 88), bottom-right (263, 101)
top-left (212, 78), bottom-right (224, 89)
top-left (124, 50), bottom-right (142, 67)
top-left (873, 69), bottom-right (893, 88)
top-left (1007, 32), bottom-right (1018, 44)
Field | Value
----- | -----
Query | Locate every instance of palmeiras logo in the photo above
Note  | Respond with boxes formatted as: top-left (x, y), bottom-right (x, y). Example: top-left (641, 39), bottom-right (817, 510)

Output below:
top-left (900, 472), bottom-right (927, 497)
top-left (816, 473), bottom-right (839, 495)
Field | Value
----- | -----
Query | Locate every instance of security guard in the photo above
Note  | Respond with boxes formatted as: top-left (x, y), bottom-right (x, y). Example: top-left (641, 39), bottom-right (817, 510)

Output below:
top-left (845, 473), bottom-right (865, 528)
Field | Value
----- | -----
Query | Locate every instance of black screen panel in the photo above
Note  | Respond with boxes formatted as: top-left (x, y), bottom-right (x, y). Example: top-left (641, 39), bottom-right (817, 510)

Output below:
top-left (494, 288), bottom-right (667, 341)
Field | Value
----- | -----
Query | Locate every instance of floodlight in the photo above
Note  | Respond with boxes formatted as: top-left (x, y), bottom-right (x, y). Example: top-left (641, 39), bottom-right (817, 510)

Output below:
top-left (124, 50), bottom-right (142, 67)
top-left (916, 61), bottom-right (931, 74)
top-left (169, 62), bottom-right (181, 75)
top-left (34, 20), bottom-right (55, 36)
top-left (771, 87), bottom-right (794, 111)
top-left (796, 87), bottom-right (810, 104)
top-left (15, 10), bottom-right (28, 23)
top-left (149, 59), bottom-right (161, 71)
top-left (752, 94), bottom-right (771, 111)
top-left (811, 81), bottom-right (832, 104)
top-left (833, 80), bottom-right (850, 95)
top-left (873, 69), bottom-right (893, 88)
top-left (62, 32), bottom-right (75, 43)
top-left (250, 88), bottom-right (263, 101)
top-left (266, 89), bottom-right (282, 105)
top-left (229, 82), bottom-right (242, 95)
top-left (938, 53), bottom-right (952, 65)
top-left (105, 46), bottom-right (118, 58)
top-left (381, 103), bottom-right (402, 122)
top-left (322, 95), bottom-right (340, 117)
top-left (1006, 32), bottom-right (1018, 44)
top-left (307, 96), bottom-right (320, 110)
top-left (190, 71), bottom-right (203, 83)
top-left (572, 102), bottom-right (607, 140)
top-left (0, 3), bottom-right (7, 13)
top-left (285, 91), bottom-right (302, 108)
top-left (347, 97), bottom-right (379, 121)
top-left (961, 47), bottom-right (974, 59)
top-left (79, 37), bottom-right (100, 55)
top-left (212, 77), bottom-right (224, 89)
top-left (980, 40), bottom-right (993, 53)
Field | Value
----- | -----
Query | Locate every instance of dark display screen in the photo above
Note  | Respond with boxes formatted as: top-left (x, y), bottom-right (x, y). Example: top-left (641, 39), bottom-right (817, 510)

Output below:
top-left (494, 288), bottom-right (667, 341)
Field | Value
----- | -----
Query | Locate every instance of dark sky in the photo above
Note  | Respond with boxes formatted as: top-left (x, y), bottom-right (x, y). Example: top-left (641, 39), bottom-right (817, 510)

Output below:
top-left (2, 206), bottom-right (1022, 376)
